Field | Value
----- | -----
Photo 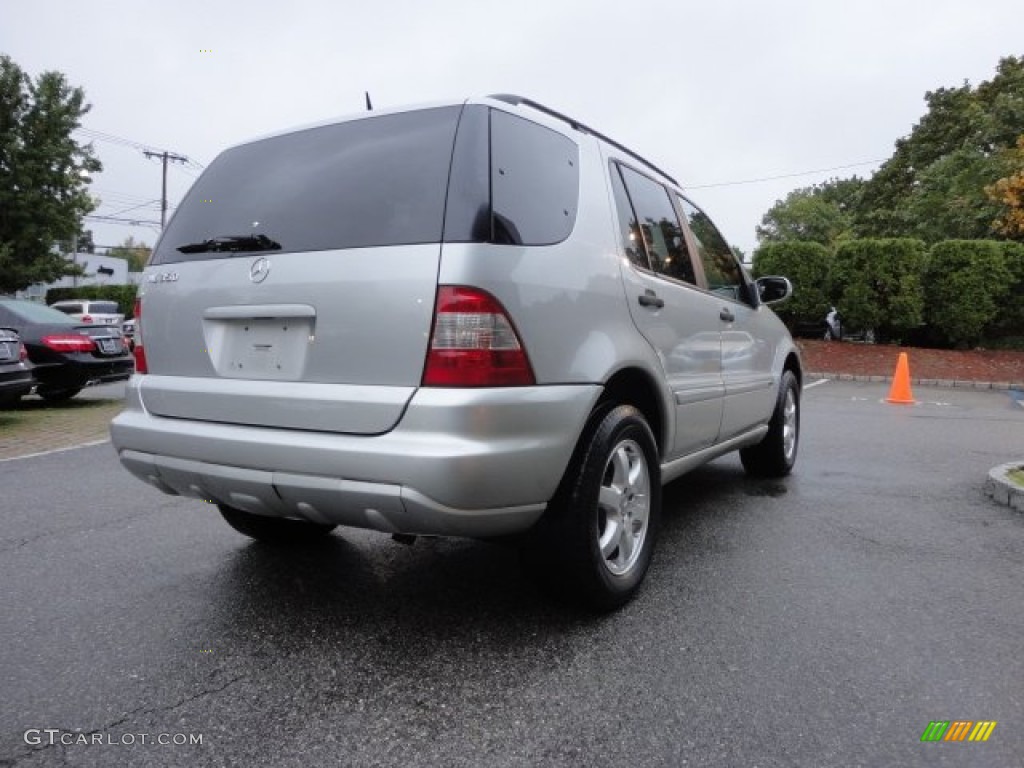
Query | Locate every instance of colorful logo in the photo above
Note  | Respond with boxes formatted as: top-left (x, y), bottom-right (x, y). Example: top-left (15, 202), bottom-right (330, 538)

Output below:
top-left (921, 721), bottom-right (996, 742)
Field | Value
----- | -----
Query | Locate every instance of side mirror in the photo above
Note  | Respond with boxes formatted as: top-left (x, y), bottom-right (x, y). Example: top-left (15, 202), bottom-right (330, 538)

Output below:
top-left (756, 276), bottom-right (793, 305)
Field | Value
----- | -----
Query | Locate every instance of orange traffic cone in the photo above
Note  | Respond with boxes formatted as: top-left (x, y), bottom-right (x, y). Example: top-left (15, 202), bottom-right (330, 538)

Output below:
top-left (886, 352), bottom-right (915, 404)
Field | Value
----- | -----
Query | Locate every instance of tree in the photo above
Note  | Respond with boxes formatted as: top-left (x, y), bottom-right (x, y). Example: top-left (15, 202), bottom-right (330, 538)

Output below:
top-left (902, 148), bottom-right (1006, 242)
top-left (855, 56), bottom-right (1024, 242)
top-left (832, 239), bottom-right (927, 340)
top-left (986, 135), bottom-right (1024, 240)
top-left (107, 236), bottom-right (151, 272)
top-left (0, 55), bottom-right (100, 294)
top-left (756, 177), bottom-right (863, 247)
top-left (753, 241), bottom-right (833, 325)
top-left (923, 241), bottom-right (1011, 347)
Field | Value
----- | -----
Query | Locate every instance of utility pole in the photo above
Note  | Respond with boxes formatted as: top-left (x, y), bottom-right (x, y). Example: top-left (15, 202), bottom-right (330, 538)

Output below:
top-left (143, 150), bottom-right (188, 228)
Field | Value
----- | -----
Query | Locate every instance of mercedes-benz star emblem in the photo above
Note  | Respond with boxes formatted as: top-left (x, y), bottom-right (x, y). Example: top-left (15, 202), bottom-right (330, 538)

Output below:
top-left (249, 257), bottom-right (270, 284)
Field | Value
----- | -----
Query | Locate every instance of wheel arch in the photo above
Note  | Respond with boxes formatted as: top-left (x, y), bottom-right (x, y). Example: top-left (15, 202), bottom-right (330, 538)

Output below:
top-left (597, 367), bottom-right (667, 458)
top-left (783, 351), bottom-right (803, 390)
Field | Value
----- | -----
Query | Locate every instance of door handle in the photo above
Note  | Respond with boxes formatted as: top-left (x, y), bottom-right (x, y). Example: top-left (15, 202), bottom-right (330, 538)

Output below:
top-left (719, 308), bottom-right (735, 322)
top-left (638, 290), bottom-right (664, 309)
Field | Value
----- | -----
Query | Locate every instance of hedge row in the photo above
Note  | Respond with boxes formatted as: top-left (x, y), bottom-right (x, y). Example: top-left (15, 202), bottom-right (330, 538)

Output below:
top-left (45, 285), bottom-right (139, 319)
top-left (754, 239), bottom-right (1024, 347)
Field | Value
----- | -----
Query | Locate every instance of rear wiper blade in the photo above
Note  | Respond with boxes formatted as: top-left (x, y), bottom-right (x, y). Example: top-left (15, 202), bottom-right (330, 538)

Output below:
top-left (176, 234), bottom-right (282, 254)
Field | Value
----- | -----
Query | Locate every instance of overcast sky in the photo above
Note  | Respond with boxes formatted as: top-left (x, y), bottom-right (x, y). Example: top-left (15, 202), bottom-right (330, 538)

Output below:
top-left (2, 0), bottom-right (1021, 258)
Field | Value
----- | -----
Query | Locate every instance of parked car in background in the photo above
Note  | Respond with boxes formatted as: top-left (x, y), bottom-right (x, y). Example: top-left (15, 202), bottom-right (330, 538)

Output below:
top-left (0, 328), bottom-right (34, 406)
top-left (111, 94), bottom-right (802, 609)
top-left (0, 299), bottom-right (134, 401)
top-left (49, 299), bottom-right (125, 327)
top-left (793, 307), bottom-right (842, 340)
top-left (793, 307), bottom-right (875, 343)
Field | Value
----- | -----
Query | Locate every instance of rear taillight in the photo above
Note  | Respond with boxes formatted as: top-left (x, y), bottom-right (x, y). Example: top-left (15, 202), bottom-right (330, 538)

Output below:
top-left (81, 315), bottom-right (93, 323)
top-left (132, 298), bottom-right (147, 373)
top-left (19, 343), bottom-right (28, 361)
top-left (422, 286), bottom-right (535, 387)
top-left (41, 334), bottom-right (96, 353)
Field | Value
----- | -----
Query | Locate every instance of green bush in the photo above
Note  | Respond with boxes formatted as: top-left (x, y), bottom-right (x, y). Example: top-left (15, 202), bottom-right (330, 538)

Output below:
top-left (752, 241), bottom-right (833, 325)
top-left (832, 238), bottom-right (927, 340)
top-left (924, 240), bottom-right (1011, 347)
top-left (983, 241), bottom-right (1024, 343)
top-left (45, 284), bottom-right (139, 318)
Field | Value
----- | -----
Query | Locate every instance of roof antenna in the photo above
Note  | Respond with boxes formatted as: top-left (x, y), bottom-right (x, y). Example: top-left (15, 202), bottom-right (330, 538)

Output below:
top-left (365, 91), bottom-right (373, 111)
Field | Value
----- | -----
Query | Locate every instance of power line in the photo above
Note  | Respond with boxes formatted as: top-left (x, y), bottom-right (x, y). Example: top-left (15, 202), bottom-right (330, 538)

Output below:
top-left (100, 198), bottom-right (161, 217)
top-left (85, 214), bottom-right (162, 232)
top-left (685, 158), bottom-right (885, 190)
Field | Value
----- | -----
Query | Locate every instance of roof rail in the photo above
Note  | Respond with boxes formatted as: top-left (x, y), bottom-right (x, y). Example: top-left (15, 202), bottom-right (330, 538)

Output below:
top-left (488, 93), bottom-right (679, 186)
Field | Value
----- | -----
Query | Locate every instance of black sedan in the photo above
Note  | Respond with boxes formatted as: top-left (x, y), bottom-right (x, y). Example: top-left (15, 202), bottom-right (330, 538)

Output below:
top-left (0, 327), bottom-right (34, 406)
top-left (0, 299), bottom-right (134, 401)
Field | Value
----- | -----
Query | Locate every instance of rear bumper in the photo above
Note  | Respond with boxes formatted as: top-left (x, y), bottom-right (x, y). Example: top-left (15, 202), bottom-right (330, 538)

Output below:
top-left (0, 370), bottom-right (34, 400)
top-left (110, 380), bottom-right (601, 537)
top-left (32, 357), bottom-right (134, 389)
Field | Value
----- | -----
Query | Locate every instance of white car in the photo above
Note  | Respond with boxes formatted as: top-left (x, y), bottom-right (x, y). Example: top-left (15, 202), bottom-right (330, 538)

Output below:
top-left (49, 300), bottom-right (125, 326)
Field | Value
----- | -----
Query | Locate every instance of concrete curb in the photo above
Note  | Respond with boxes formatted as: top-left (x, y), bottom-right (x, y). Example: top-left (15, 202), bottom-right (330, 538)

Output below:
top-left (985, 462), bottom-right (1024, 513)
top-left (806, 372), bottom-right (1023, 391)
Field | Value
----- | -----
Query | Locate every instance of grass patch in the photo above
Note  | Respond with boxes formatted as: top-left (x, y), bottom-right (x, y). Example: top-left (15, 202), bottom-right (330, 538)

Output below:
top-left (1008, 467), bottom-right (1024, 488)
top-left (0, 397), bottom-right (125, 459)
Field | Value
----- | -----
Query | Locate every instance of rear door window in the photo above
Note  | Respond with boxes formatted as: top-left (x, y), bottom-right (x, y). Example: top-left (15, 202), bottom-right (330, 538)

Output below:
top-left (152, 107), bottom-right (464, 264)
top-left (617, 165), bottom-right (697, 286)
top-left (53, 303), bottom-right (82, 315)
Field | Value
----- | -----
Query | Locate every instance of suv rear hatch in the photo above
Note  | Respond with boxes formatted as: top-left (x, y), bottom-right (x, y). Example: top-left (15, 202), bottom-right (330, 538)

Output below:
top-left (140, 104), bottom-right (484, 435)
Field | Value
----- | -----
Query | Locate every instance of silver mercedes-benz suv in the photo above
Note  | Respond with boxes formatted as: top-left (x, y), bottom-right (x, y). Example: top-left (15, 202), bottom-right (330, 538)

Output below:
top-left (111, 94), bottom-right (801, 609)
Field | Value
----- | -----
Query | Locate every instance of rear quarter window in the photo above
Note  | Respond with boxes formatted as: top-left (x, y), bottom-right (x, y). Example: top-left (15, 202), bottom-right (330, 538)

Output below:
top-left (490, 110), bottom-right (579, 245)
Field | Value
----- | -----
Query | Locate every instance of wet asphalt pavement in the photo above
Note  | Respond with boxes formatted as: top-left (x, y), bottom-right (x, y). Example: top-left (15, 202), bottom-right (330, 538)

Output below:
top-left (1, 380), bottom-right (1022, 767)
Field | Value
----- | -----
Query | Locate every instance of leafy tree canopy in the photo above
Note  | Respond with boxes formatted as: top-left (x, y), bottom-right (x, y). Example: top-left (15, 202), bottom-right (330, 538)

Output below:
top-left (757, 177), bottom-right (864, 247)
top-left (986, 135), bottom-right (1024, 240)
top-left (0, 55), bottom-right (100, 294)
top-left (107, 236), bottom-right (151, 272)
top-left (758, 56), bottom-right (1024, 247)
top-left (856, 55), bottom-right (1024, 242)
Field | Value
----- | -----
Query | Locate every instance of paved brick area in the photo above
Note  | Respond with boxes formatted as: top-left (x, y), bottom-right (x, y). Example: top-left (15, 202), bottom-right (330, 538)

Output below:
top-left (0, 396), bottom-right (124, 461)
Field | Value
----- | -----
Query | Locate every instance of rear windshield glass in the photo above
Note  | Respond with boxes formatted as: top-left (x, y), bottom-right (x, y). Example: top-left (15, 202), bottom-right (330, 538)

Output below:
top-left (152, 107), bottom-right (463, 264)
top-left (89, 302), bottom-right (120, 314)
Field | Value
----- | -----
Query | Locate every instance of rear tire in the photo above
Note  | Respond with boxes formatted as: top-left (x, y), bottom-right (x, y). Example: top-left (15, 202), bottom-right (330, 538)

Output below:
top-left (525, 404), bottom-right (661, 611)
top-left (740, 370), bottom-right (800, 478)
top-left (36, 387), bottom-right (82, 402)
top-left (218, 504), bottom-right (337, 544)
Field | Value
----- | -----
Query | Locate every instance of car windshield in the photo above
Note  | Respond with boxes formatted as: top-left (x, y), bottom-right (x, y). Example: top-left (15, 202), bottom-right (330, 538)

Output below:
top-left (0, 300), bottom-right (79, 325)
top-left (90, 302), bottom-right (120, 314)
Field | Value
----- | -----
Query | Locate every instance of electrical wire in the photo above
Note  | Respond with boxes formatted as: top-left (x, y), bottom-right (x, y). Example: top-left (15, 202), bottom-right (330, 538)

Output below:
top-left (685, 159), bottom-right (885, 190)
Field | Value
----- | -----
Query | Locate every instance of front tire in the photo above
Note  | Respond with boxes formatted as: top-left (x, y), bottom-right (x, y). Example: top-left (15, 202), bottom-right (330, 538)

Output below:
top-left (740, 370), bottom-right (800, 478)
top-left (218, 504), bottom-right (337, 544)
top-left (527, 404), bottom-right (661, 611)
